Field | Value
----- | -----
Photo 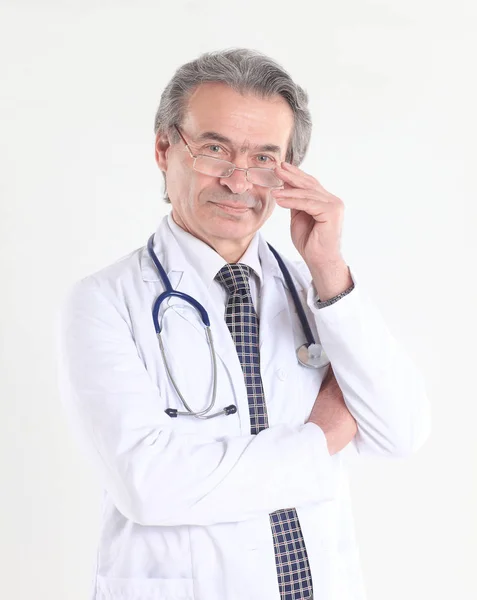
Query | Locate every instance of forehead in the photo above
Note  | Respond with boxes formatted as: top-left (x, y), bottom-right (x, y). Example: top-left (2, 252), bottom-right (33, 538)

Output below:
top-left (181, 82), bottom-right (294, 150)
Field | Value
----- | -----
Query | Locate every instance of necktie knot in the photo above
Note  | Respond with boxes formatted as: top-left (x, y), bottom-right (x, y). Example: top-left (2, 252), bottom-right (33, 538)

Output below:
top-left (215, 263), bottom-right (253, 295)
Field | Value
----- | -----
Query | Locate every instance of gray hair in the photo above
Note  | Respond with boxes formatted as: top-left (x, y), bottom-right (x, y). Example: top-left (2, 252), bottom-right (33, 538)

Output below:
top-left (153, 48), bottom-right (313, 202)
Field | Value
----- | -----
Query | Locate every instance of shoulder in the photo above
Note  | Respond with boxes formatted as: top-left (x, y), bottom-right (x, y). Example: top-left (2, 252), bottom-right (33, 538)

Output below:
top-left (61, 245), bottom-right (146, 315)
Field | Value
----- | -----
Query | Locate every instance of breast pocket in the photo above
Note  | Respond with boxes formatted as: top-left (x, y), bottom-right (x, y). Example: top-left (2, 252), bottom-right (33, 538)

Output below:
top-left (96, 576), bottom-right (194, 600)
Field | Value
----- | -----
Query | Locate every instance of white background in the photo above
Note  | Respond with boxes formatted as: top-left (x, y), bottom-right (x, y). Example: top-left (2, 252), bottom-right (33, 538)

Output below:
top-left (1, 1), bottom-right (476, 599)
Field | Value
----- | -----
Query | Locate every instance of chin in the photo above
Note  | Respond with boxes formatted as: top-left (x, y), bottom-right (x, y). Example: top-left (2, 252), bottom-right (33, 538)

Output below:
top-left (206, 213), bottom-right (257, 240)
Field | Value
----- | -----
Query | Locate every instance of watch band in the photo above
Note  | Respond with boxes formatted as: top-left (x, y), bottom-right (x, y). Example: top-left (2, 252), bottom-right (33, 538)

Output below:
top-left (315, 281), bottom-right (355, 309)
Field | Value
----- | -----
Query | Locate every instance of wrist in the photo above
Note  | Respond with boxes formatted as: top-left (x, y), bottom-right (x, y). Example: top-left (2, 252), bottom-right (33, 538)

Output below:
top-left (310, 260), bottom-right (353, 303)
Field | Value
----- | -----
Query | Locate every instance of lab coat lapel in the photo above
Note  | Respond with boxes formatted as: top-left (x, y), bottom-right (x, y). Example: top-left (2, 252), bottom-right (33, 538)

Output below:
top-left (141, 217), bottom-right (250, 424)
top-left (169, 251), bottom-right (256, 433)
top-left (257, 236), bottom-right (299, 346)
top-left (257, 237), bottom-right (307, 390)
top-left (172, 269), bottom-right (249, 393)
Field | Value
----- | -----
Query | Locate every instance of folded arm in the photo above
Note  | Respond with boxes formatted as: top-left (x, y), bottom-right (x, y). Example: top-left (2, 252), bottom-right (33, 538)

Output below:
top-left (57, 277), bottom-right (338, 527)
top-left (306, 267), bottom-right (431, 458)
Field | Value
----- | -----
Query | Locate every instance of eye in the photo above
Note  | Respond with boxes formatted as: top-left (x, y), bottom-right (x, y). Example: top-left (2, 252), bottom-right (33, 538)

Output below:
top-left (256, 155), bottom-right (274, 164)
top-left (205, 144), bottom-right (223, 154)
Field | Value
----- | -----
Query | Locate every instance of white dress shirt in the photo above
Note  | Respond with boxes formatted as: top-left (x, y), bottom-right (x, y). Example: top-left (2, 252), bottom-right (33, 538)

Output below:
top-left (168, 213), bottom-right (263, 313)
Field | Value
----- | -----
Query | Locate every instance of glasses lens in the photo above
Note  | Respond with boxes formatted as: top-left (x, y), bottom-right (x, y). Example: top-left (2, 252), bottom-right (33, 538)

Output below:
top-left (193, 156), bottom-right (283, 188)
top-left (247, 168), bottom-right (284, 188)
top-left (194, 156), bottom-right (234, 177)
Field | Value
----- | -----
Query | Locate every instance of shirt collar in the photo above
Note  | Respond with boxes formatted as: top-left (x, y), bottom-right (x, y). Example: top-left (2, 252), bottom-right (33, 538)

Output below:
top-left (167, 213), bottom-right (263, 287)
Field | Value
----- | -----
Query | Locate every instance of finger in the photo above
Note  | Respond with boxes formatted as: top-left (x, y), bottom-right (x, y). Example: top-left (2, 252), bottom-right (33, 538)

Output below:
top-left (278, 162), bottom-right (324, 191)
top-left (272, 188), bottom-right (331, 202)
top-left (275, 163), bottom-right (319, 190)
top-left (282, 162), bottom-right (328, 192)
top-left (274, 196), bottom-right (331, 218)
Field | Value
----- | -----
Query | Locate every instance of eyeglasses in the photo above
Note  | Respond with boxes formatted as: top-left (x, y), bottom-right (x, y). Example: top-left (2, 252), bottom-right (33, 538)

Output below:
top-left (173, 125), bottom-right (285, 188)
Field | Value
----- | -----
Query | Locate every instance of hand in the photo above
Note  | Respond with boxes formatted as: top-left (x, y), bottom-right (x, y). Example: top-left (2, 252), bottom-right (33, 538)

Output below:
top-left (306, 365), bottom-right (357, 455)
top-left (271, 162), bottom-right (345, 271)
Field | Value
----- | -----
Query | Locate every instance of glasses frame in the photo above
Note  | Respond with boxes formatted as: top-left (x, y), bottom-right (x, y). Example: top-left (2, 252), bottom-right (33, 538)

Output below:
top-left (173, 125), bottom-right (285, 188)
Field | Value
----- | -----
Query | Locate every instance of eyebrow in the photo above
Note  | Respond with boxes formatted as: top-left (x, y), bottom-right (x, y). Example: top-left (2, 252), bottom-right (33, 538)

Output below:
top-left (196, 130), bottom-right (282, 155)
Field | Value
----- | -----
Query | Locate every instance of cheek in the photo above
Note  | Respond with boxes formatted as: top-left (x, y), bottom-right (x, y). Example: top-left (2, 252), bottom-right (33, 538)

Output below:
top-left (166, 162), bottom-right (189, 198)
top-left (260, 192), bottom-right (276, 218)
top-left (175, 174), bottom-right (208, 211)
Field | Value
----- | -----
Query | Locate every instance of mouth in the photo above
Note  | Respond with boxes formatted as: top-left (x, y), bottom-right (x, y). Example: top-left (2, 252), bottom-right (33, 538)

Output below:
top-left (212, 202), bottom-right (251, 214)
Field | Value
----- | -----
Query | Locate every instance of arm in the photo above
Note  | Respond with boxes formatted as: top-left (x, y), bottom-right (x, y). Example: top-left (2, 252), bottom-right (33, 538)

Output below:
top-left (272, 160), bottom-right (430, 459)
top-left (56, 277), bottom-right (337, 528)
top-left (306, 266), bottom-right (431, 458)
top-left (307, 365), bottom-right (358, 456)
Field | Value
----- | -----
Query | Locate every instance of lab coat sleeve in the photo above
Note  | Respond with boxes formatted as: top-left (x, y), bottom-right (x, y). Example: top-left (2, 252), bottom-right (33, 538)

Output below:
top-left (303, 264), bottom-right (431, 458)
top-left (56, 276), bottom-right (337, 528)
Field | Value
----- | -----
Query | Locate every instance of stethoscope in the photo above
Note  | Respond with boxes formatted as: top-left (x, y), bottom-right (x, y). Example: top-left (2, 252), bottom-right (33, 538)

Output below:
top-left (147, 233), bottom-right (330, 419)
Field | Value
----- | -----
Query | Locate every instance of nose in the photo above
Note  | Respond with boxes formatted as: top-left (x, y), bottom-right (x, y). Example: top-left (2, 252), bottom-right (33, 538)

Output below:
top-left (219, 167), bottom-right (254, 194)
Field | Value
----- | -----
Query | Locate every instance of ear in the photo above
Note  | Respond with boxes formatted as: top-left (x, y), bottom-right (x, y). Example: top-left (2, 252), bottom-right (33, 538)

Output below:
top-left (155, 130), bottom-right (171, 171)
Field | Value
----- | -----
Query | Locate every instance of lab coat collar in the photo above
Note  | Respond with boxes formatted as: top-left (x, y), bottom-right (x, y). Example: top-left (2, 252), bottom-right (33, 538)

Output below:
top-left (140, 215), bottom-right (188, 280)
top-left (166, 213), bottom-right (263, 289)
top-left (140, 214), bottom-right (303, 295)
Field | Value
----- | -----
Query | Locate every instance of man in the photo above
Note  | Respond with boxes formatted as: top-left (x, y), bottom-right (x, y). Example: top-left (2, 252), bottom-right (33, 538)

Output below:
top-left (57, 48), bottom-right (430, 600)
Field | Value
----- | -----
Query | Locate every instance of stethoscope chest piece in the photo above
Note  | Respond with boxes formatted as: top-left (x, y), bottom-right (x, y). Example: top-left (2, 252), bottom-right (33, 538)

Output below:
top-left (297, 343), bottom-right (330, 368)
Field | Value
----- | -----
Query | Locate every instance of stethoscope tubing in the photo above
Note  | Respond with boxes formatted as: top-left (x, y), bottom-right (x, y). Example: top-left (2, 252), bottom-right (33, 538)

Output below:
top-left (147, 234), bottom-right (314, 343)
top-left (146, 232), bottom-right (320, 419)
top-left (266, 243), bottom-right (315, 347)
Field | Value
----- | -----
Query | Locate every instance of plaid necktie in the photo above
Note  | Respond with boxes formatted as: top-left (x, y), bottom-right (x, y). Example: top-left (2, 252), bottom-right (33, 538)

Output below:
top-left (215, 264), bottom-right (314, 599)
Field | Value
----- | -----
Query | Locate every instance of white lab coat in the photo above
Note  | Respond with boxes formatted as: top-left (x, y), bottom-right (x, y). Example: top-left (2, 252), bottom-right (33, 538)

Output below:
top-left (57, 215), bottom-right (431, 600)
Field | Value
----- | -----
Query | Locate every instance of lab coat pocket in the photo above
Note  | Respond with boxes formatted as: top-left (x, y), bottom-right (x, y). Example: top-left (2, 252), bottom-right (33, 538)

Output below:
top-left (95, 575), bottom-right (195, 599)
